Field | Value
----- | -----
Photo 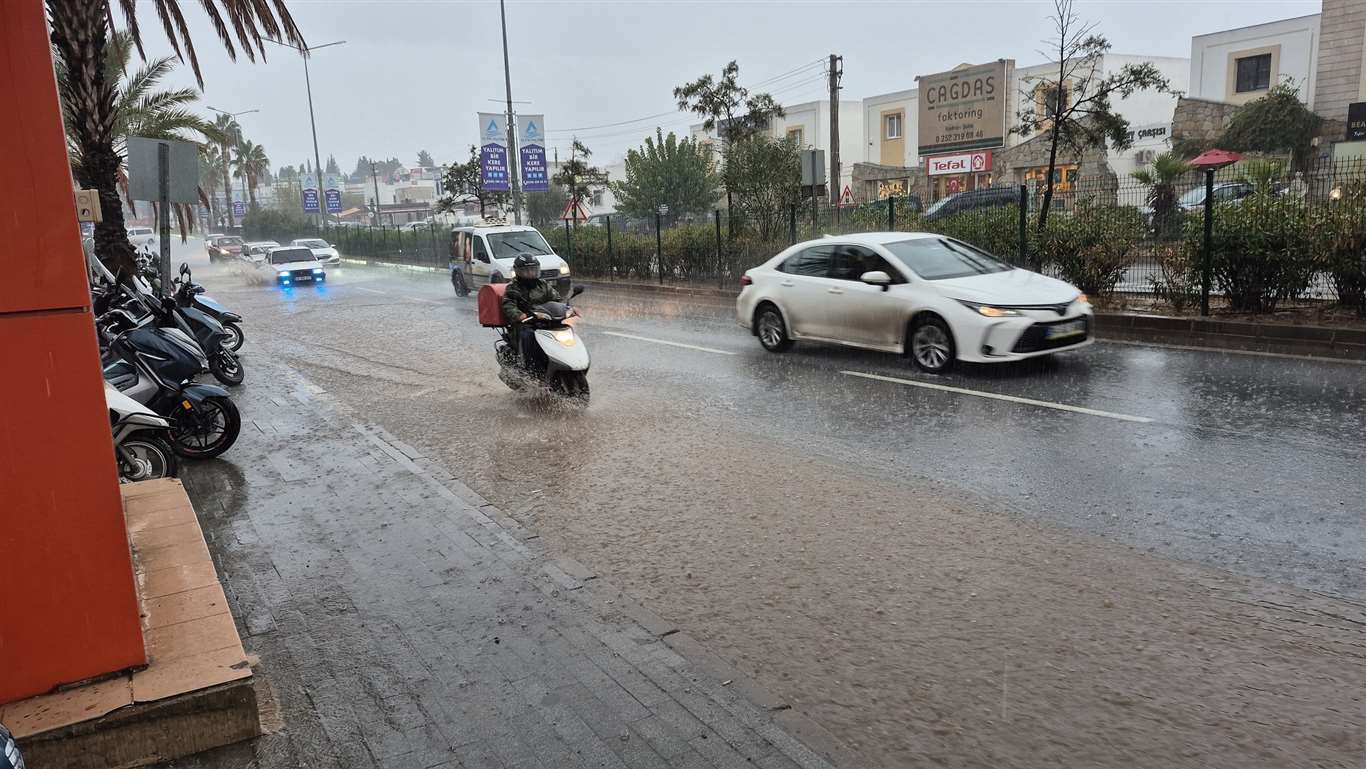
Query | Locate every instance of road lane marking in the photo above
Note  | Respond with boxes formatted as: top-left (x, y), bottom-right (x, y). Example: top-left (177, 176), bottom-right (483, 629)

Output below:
top-left (840, 370), bottom-right (1153, 423)
top-left (355, 287), bottom-right (389, 295)
top-left (602, 331), bottom-right (736, 356)
top-left (406, 296), bottom-right (443, 304)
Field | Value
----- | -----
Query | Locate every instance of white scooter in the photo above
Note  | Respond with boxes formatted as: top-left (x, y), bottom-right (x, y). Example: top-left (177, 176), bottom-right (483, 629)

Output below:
top-left (493, 286), bottom-right (590, 402)
top-left (105, 382), bottom-right (179, 482)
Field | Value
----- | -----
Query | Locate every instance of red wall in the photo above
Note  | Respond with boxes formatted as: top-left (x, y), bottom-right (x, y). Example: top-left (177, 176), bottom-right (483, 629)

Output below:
top-left (0, 0), bottom-right (146, 704)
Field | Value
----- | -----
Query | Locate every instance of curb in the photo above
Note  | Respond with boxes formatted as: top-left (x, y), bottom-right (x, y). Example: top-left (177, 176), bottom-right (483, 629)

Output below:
top-left (340, 257), bottom-right (442, 274)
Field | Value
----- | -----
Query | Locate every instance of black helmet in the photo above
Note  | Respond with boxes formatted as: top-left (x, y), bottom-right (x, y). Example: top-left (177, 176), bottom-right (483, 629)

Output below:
top-left (513, 254), bottom-right (540, 281)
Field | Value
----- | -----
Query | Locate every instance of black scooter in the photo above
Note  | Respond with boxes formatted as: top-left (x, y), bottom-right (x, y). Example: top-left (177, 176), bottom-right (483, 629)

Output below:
top-left (174, 263), bottom-right (245, 351)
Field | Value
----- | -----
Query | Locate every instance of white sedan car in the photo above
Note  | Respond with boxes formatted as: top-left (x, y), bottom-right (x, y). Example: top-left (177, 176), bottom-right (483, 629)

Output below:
top-left (291, 238), bottom-right (341, 265)
top-left (737, 232), bottom-right (1093, 374)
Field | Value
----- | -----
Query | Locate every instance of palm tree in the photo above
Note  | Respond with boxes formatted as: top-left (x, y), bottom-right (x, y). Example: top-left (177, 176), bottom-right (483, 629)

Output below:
top-left (1132, 152), bottom-right (1192, 239)
top-left (232, 140), bottom-right (270, 210)
top-left (199, 144), bottom-right (225, 225)
top-left (46, 0), bottom-right (303, 277)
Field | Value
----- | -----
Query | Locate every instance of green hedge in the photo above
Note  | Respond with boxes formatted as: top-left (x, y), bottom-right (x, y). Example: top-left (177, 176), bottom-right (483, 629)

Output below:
top-left (1185, 192), bottom-right (1314, 312)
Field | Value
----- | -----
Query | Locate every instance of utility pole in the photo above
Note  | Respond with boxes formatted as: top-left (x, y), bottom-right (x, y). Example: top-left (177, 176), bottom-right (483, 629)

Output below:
top-left (264, 38), bottom-right (346, 227)
top-left (828, 54), bottom-right (843, 219)
top-left (499, 0), bottom-right (522, 224)
top-left (370, 161), bottom-right (382, 226)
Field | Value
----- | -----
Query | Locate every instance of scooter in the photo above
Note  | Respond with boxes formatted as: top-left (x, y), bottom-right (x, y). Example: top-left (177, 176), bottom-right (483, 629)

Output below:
top-left (492, 285), bottom-right (590, 401)
top-left (99, 308), bottom-right (242, 459)
top-left (105, 382), bottom-right (179, 482)
top-left (110, 273), bottom-right (244, 387)
top-left (174, 263), bottom-right (245, 351)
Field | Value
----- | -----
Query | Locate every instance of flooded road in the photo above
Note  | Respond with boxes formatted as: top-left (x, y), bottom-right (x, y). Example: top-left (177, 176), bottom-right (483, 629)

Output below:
top-left (187, 244), bottom-right (1366, 768)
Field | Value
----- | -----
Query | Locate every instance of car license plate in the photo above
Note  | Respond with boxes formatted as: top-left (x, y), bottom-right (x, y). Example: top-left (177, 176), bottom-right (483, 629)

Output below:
top-left (295, 274), bottom-right (312, 281)
top-left (1046, 319), bottom-right (1086, 340)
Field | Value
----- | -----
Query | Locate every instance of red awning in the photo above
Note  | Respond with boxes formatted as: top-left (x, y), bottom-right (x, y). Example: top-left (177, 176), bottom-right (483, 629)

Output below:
top-left (1189, 149), bottom-right (1243, 168)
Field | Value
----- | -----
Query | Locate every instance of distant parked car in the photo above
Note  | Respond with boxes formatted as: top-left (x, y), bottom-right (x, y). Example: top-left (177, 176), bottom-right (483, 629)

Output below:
top-left (922, 187), bottom-right (1018, 222)
top-left (291, 238), bottom-right (341, 265)
top-left (126, 226), bottom-right (156, 250)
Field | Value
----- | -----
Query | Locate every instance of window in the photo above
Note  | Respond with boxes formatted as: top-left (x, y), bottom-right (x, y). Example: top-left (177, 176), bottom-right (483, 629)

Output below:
top-left (884, 113), bottom-right (903, 140)
top-left (487, 230), bottom-right (553, 259)
top-left (779, 245), bottom-right (833, 277)
top-left (786, 127), bottom-right (805, 146)
top-left (1235, 53), bottom-right (1272, 93)
top-left (830, 246), bottom-right (903, 283)
top-left (270, 248), bottom-right (313, 265)
top-left (471, 237), bottom-right (490, 263)
top-left (883, 238), bottom-right (1011, 281)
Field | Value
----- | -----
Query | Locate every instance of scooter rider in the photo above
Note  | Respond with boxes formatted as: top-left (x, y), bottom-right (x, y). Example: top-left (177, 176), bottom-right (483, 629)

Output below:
top-left (501, 253), bottom-right (561, 373)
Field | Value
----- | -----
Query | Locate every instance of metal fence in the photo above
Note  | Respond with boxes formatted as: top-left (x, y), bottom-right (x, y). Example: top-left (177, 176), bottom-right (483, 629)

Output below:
top-left (303, 157), bottom-right (1366, 316)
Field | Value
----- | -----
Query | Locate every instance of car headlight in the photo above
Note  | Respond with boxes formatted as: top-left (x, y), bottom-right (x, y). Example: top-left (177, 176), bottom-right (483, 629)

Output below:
top-left (1076, 293), bottom-right (1089, 305)
top-left (957, 300), bottom-right (1021, 317)
top-left (559, 266), bottom-right (570, 277)
top-left (551, 328), bottom-right (577, 346)
top-left (278, 271), bottom-right (290, 277)
top-left (313, 268), bottom-right (324, 274)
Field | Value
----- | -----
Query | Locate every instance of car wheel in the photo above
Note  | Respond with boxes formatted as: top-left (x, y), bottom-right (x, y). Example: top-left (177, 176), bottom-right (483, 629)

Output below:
top-left (909, 315), bottom-right (956, 374)
top-left (756, 304), bottom-right (793, 352)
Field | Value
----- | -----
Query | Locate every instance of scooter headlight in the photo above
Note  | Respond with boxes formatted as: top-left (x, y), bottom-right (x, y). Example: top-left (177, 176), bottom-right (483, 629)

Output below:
top-left (551, 328), bottom-right (577, 346)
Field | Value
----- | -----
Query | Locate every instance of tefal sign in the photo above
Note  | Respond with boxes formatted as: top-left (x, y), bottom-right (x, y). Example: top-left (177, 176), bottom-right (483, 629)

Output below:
top-left (925, 150), bottom-right (992, 176)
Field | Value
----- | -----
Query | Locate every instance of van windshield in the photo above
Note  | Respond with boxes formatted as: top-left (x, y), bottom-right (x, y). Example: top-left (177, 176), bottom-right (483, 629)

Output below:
top-left (487, 230), bottom-right (553, 259)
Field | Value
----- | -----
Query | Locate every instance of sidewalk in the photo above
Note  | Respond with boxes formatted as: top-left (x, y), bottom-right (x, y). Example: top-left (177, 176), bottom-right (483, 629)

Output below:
top-left (168, 360), bottom-right (842, 769)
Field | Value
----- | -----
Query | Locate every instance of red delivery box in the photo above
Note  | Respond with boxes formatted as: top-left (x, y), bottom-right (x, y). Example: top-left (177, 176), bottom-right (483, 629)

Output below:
top-left (478, 283), bottom-right (508, 327)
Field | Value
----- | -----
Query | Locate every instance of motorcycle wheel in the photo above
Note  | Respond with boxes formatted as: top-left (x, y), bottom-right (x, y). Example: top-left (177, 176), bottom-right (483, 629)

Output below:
top-left (171, 395), bottom-right (241, 459)
top-left (221, 321), bottom-right (244, 351)
top-left (117, 432), bottom-right (179, 482)
top-left (210, 349), bottom-right (245, 386)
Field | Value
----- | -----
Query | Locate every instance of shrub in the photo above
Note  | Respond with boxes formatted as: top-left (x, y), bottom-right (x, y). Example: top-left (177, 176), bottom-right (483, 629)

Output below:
top-left (1148, 243), bottom-right (1201, 313)
top-left (662, 224), bottom-right (717, 281)
top-left (1188, 192), bottom-right (1313, 312)
top-left (241, 208), bottom-right (317, 242)
top-left (1035, 205), bottom-right (1144, 296)
top-left (1308, 199), bottom-right (1366, 313)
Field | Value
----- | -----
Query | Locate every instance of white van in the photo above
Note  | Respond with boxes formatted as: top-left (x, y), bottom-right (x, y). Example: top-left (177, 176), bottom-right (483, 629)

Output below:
top-left (451, 225), bottom-right (571, 295)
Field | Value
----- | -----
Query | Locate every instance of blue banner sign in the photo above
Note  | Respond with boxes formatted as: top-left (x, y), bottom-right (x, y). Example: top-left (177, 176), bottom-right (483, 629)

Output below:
top-left (232, 200), bottom-right (246, 217)
top-left (519, 114), bottom-right (548, 192)
top-left (301, 173), bottom-right (320, 212)
top-left (478, 112), bottom-right (511, 192)
top-left (324, 173), bottom-right (343, 213)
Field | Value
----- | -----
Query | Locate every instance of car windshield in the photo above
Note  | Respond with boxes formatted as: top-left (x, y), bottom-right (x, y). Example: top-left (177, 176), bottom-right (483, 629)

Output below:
top-left (883, 237), bottom-right (1012, 280)
top-left (297, 239), bottom-right (328, 248)
top-left (1178, 187), bottom-right (1207, 206)
top-left (220, 237), bottom-right (243, 246)
top-left (923, 195), bottom-right (954, 216)
top-left (270, 248), bottom-right (314, 265)
top-left (487, 230), bottom-right (553, 259)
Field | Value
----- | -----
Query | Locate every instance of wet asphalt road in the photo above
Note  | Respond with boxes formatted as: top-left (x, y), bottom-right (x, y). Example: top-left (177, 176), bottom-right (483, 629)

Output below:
top-left (179, 241), bottom-right (1366, 767)
top-left (189, 246), bottom-right (1366, 600)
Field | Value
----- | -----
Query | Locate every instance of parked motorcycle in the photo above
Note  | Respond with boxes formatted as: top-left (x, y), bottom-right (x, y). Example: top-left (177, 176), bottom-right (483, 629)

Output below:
top-left (105, 382), bottom-right (178, 482)
top-left (174, 263), bottom-right (244, 351)
top-left (99, 305), bottom-right (241, 459)
top-left (484, 284), bottom-right (590, 402)
top-left (108, 272), bottom-right (244, 387)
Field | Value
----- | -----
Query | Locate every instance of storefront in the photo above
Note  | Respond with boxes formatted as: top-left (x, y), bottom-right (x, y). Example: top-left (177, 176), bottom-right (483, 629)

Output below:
top-left (924, 149), bottom-right (994, 199)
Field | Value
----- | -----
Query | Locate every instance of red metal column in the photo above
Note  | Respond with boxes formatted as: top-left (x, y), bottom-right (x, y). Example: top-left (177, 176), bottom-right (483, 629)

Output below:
top-left (0, 0), bottom-right (146, 704)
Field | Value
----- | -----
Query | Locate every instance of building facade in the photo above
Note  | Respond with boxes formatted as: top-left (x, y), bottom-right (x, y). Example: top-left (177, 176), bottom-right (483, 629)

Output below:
top-left (1188, 14), bottom-right (1321, 106)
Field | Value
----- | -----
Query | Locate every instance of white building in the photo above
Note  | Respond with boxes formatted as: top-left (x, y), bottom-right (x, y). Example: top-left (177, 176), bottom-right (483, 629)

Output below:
top-left (1188, 14), bottom-right (1321, 107)
top-left (691, 98), bottom-right (865, 198)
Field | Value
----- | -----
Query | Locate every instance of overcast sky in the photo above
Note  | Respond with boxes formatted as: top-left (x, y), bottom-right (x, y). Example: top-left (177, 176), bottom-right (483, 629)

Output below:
top-left (133, 0), bottom-right (1319, 173)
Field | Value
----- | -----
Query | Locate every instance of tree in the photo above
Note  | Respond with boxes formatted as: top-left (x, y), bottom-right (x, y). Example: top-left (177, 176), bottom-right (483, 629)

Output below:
top-left (674, 61), bottom-right (785, 217)
top-left (278, 164), bottom-right (298, 182)
top-left (437, 145), bottom-right (508, 217)
top-left (1216, 81), bottom-right (1322, 171)
top-left (46, 0), bottom-right (302, 278)
top-left (1131, 152), bottom-right (1190, 238)
top-left (612, 129), bottom-right (720, 223)
top-left (325, 154), bottom-right (341, 175)
top-left (726, 136), bottom-right (802, 240)
top-left (417, 149), bottom-right (435, 168)
top-left (232, 140), bottom-right (270, 209)
top-left (1012, 0), bottom-right (1173, 231)
top-left (526, 187), bottom-right (571, 227)
top-left (553, 140), bottom-right (608, 215)
top-left (199, 144), bottom-right (225, 224)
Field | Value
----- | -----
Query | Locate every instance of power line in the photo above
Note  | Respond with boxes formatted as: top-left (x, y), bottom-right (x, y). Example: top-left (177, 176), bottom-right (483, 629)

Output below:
top-left (750, 58), bottom-right (826, 88)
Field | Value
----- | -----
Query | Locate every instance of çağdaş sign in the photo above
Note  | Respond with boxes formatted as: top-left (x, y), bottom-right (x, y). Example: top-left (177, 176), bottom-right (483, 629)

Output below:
top-left (918, 61), bottom-right (1007, 156)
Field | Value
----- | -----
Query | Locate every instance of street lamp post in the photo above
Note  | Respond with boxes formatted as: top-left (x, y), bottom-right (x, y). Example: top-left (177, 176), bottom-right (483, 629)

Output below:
top-left (206, 106), bottom-right (258, 229)
top-left (499, 0), bottom-right (522, 224)
top-left (266, 38), bottom-right (346, 228)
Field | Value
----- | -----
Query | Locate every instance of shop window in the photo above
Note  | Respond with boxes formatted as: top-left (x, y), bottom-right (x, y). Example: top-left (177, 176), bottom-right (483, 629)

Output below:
top-left (1235, 53), bottom-right (1272, 93)
top-left (885, 113), bottom-right (903, 140)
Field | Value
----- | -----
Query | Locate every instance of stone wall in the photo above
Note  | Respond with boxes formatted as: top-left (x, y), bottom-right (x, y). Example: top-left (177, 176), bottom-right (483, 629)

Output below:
top-left (1313, 0), bottom-right (1366, 126)
top-left (1171, 96), bottom-right (1240, 151)
top-left (850, 163), bottom-right (928, 204)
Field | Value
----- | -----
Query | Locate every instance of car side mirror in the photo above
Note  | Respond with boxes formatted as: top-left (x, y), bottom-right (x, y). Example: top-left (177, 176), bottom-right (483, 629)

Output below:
top-left (570, 285), bottom-right (585, 299)
top-left (179, 262), bottom-right (189, 276)
top-left (860, 270), bottom-right (892, 291)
